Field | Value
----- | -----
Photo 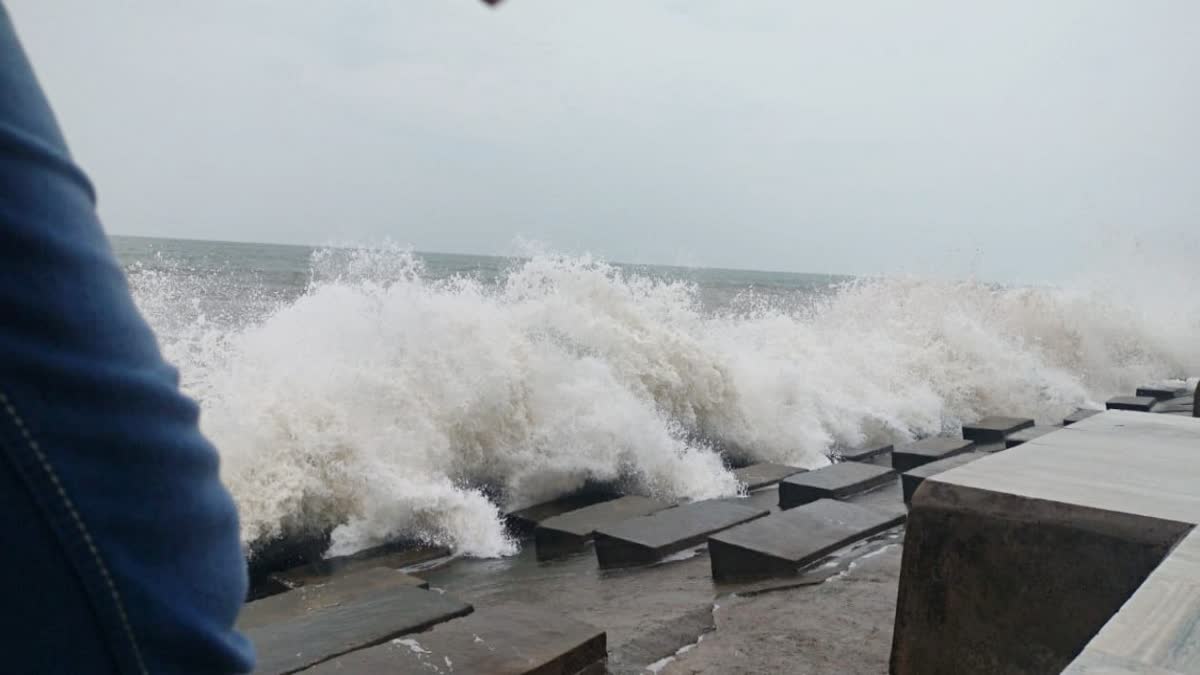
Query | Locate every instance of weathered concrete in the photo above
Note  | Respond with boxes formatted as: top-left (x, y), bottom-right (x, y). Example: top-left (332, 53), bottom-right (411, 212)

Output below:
top-left (961, 416), bottom-right (1034, 443)
top-left (900, 451), bottom-right (987, 505)
top-left (834, 443), bottom-right (893, 466)
top-left (1153, 395), bottom-right (1195, 415)
top-left (1106, 395), bottom-right (1158, 412)
top-left (843, 479), bottom-right (908, 520)
top-left (1004, 424), bottom-right (1060, 448)
top-left (239, 567), bottom-right (428, 631)
top-left (892, 412), bottom-right (1200, 675)
top-left (594, 500), bottom-right (768, 569)
top-left (1066, 529), bottom-right (1200, 674)
top-left (268, 543), bottom-right (450, 591)
top-left (1063, 408), bottom-right (1102, 426)
top-left (708, 499), bottom-right (904, 582)
top-left (247, 585), bottom-right (472, 675)
top-left (891, 437), bottom-right (975, 473)
top-left (246, 528), bottom-right (333, 599)
top-left (662, 544), bottom-right (902, 675)
top-left (298, 604), bottom-right (606, 675)
top-left (534, 495), bottom-right (672, 560)
top-left (777, 462), bottom-right (896, 509)
top-left (1136, 384), bottom-right (1186, 401)
top-left (732, 462), bottom-right (806, 490)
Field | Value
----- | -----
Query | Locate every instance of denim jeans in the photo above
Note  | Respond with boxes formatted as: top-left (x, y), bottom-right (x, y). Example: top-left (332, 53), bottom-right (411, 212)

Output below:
top-left (0, 6), bottom-right (253, 673)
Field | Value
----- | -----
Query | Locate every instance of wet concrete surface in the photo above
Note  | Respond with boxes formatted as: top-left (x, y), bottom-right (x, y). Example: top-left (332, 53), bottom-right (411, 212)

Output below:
top-left (659, 542), bottom-right (903, 675)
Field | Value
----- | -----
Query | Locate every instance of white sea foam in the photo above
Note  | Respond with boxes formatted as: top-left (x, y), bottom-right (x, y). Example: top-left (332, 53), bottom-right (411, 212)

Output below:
top-left (128, 246), bottom-right (1199, 558)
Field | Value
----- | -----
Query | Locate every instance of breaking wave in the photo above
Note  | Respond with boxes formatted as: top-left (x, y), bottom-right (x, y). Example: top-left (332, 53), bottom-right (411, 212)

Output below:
top-left (126, 246), bottom-right (1199, 558)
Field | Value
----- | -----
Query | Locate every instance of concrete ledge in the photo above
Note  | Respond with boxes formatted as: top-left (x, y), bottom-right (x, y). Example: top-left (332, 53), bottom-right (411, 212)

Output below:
top-left (1004, 425), bottom-right (1060, 448)
top-left (708, 499), bottom-right (904, 582)
top-left (247, 585), bottom-right (473, 675)
top-left (1107, 395), bottom-right (1158, 412)
top-left (778, 462), bottom-right (896, 509)
top-left (505, 491), bottom-right (617, 538)
top-left (961, 416), bottom-right (1034, 443)
top-left (269, 543), bottom-right (450, 591)
top-left (732, 462), bottom-right (806, 491)
top-left (1063, 408), bottom-right (1101, 426)
top-left (534, 496), bottom-right (672, 560)
top-left (240, 567), bottom-right (428, 631)
top-left (1136, 384), bottom-right (1186, 401)
top-left (1153, 395), bottom-right (1195, 415)
top-left (298, 604), bottom-right (607, 675)
top-left (594, 500), bottom-right (768, 569)
top-left (834, 443), bottom-right (893, 466)
top-left (900, 452), bottom-right (986, 505)
top-left (891, 437), bottom-right (975, 473)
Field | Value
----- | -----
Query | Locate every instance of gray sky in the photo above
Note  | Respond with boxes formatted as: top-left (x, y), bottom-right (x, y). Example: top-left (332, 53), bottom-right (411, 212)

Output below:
top-left (8, 1), bottom-right (1199, 281)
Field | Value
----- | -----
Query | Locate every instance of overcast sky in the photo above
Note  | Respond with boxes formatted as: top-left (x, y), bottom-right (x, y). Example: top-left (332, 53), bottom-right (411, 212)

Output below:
top-left (7, 1), bottom-right (1199, 281)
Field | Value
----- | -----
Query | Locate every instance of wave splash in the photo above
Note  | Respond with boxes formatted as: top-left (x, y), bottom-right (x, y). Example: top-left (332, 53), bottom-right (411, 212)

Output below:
top-left (127, 246), bottom-right (1198, 558)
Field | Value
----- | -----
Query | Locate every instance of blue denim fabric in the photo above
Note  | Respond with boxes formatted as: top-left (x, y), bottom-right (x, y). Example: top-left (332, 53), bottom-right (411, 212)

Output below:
top-left (0, 7), bottom-right (253, 673)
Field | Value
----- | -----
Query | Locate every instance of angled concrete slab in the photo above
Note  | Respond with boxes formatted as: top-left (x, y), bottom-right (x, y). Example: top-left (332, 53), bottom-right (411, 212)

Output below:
top-left (901, 451), bottom-right (987, 505)
top-left (505, 491), bottom-right (615, 538)
top-left (961, 416), bottom-right (1034, 443)
top-left (733, 462), bottom-right (806, 491)
top-left (594, 500), bottom-right (768, 568)
top-left (708, 499), bottom-right (905, 582)
top-left (1004, 425), bottom-right (1061, 448)
top-left (1136, 384), bottom-right (1187, 401)
top-left (269, 543), bottom-right (450, 591)
top-left (891, 437), bottom-right (976, 473)
top-left (778, 462), bottom-right (896, 509)
top-left (892, 412), bottom-right (1200, 675)
top-left (834, 443), bottom-right (893, 466)
top-left (247, 585), bottom-right (472, 675)
top-left (1063, 408), bottom-right (1102, 426)
top-left (240, 567), bottom-right (428, 631)
top-left (298, 604), bottom-right (606, 675)
top-left (534, 495), bottom-right (673, 560)
top-left (1107, 395), bottom-right (1158, 412)
top-left (1153, 395), bottom-right (1194, 415)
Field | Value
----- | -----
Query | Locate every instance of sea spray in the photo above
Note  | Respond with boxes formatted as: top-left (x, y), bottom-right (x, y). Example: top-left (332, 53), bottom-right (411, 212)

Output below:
top-left (125, 245), bottom-right (1199, 558)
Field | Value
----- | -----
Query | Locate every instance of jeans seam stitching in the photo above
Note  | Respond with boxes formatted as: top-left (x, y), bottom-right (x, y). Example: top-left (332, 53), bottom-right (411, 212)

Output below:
top-left (0, 390), bottom-right (149, 675)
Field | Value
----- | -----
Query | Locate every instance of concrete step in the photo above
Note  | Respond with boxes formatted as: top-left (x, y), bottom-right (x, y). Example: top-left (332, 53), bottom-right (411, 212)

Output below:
top-left (505, 491), bottom-right (617, 538)
top-left (240, 567), bottom-right (428, 631)
top-left (778, 462), bottom-right (897, 510)
top-left (833, 443), bottom-right (893, 466)
top-left (1106, 396), bottom-right (1157, 412)
top-left (1005, 425), bottom-right (1061, 448)
top-left (901, 452), bottom-right (988, 505)
top-left (594, 500), bottom-right (769, 569)
top-left (297, 604), bottom-right (607, 675)
top-left (732, 462), bottom-right (806, 490)
top-left (708, 499), bottom-right (905, 582)
top-left (1152, 396), bottom-right (1194, 415)
top-left (247, 584), bottom-right (472, 675)
top-left (962, 416), bottom-right (1035, 443)
top-left (1063, 408), bottom-right (1102, 426)
top-left (892, 437), bottom-right (976, 473)
top-left (534, 495), bottom-right (673, 560)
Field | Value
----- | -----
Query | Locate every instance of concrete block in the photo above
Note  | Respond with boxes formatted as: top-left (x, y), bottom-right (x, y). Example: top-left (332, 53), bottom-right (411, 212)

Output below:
top-left (708, 499), bottom-right (905, 582)
top-left (1063, 408), bottom-right (1101, 426)
top-left (834, 443), bottom-right (894, 466)
top-left (505, 490), bottom-right (616, 538)
top-left (247, 585), bottom-right (472, 675)
top-left (1005, 425), bottom-right (1061, 448)
top-left (594, 500), bottom-right (768, 569)
top-left (298, 604), bottom-right (606, 675)
top-left (732, 462), bottom-right (806, 490)
top-left (891, 437), bottom-right (976, 473)
top-left (269, 543), bottom-right (450, 591)
top-left (1106, 396), bottom-right (1158, 412)
top-left (778, 462), bottom-right (896, 509)
top-left (901, 452), bottom-right (987, 505)
top-left (534, 495), bottom-right (673, 560)
top-left (1136, 385), bottom-right (1186, 401)
top-left (961, 416), bottom-right (1035, 443)
top-left (1152, 396), bottom-right (1194, 415)
top-left (239, 567), bottom-right (428, 631)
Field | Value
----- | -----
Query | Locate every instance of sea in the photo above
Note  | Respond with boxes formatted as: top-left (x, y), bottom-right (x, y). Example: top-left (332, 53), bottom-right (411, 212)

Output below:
top-left (111, 235), bottom-right (1198, 559)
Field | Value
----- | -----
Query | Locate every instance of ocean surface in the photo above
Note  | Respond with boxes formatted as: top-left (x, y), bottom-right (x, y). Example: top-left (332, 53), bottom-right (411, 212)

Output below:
top-left (112, 235), bottom-right (1198, 558)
